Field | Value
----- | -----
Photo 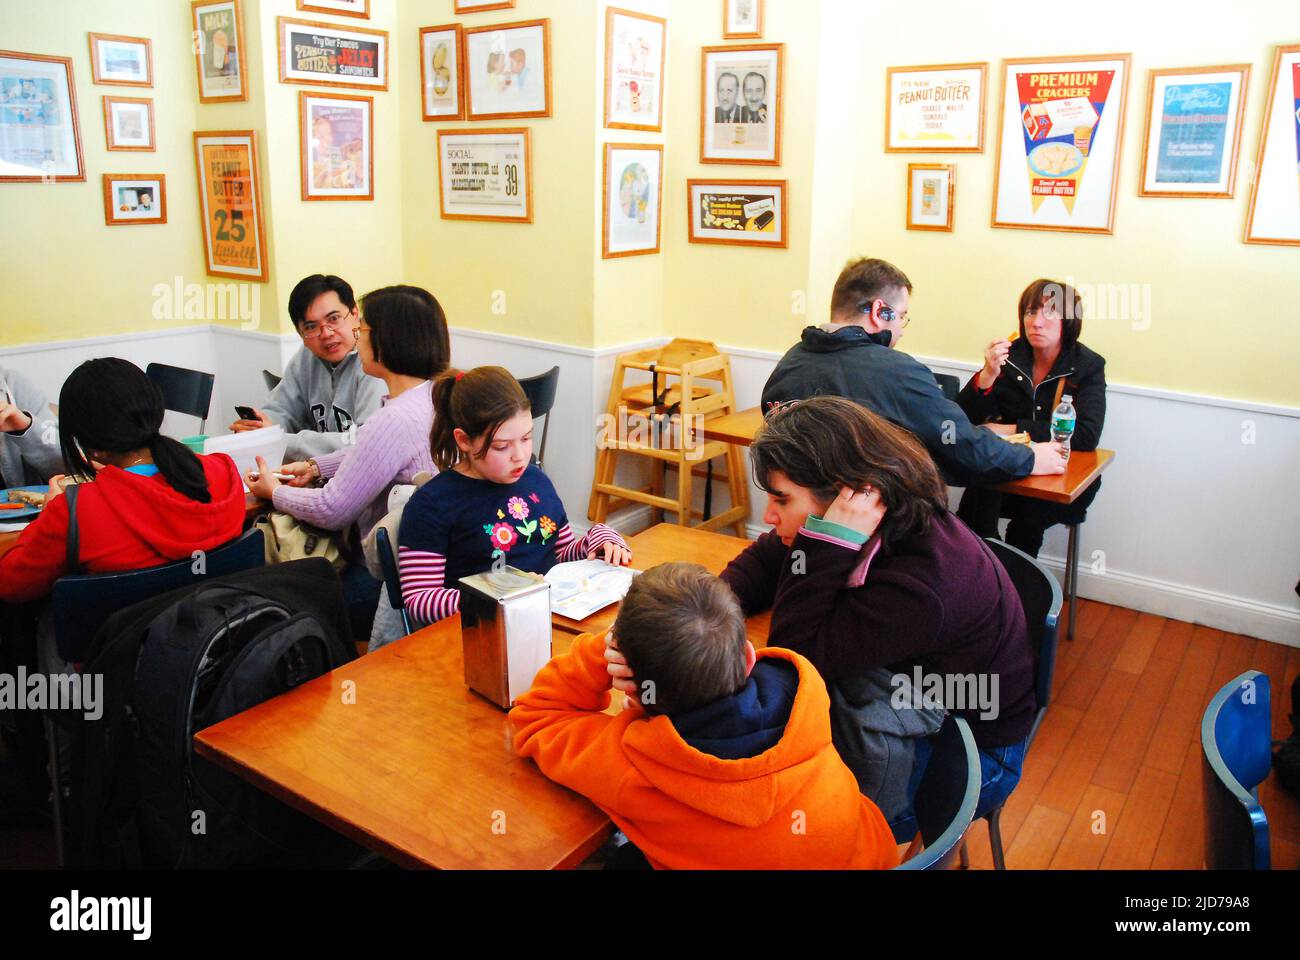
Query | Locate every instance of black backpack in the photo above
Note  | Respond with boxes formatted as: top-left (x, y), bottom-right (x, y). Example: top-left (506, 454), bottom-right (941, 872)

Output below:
top-left (68, 558), bottom-right (357, 868)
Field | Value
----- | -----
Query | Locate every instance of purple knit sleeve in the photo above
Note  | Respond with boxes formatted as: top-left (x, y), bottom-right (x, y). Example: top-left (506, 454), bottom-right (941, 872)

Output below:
top-left (271, 404), bottom-right (418, 533)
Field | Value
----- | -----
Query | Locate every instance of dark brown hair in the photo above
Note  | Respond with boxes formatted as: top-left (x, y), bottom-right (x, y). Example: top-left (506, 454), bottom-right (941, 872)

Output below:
top-left (359, 285), bottom-right (451, 380)
top-left (830, 257), bottom-right (913, 322)
top-left (1017, 279), bottom-right (1084, 352)
top-left (613, 563), bottom-right (748, 717)
top-left (750, 396), bottom-right (948, 546)
top-left (429, 365), bottom-right (530, 471)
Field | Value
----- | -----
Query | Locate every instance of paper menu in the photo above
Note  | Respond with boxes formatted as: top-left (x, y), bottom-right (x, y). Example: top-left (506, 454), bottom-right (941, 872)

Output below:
top-left (545, 560), bottom-right (638, 621)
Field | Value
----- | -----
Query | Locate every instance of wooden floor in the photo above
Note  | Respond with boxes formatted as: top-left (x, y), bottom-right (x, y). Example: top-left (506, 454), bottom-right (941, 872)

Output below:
top-left (960, 598), bottom-right (1300, 870)
top-left (4, 600), bottom-right (1298, 870)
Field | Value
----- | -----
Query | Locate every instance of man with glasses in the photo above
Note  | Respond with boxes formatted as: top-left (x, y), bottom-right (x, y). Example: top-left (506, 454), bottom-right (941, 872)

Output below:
top-left (230, 274), bottom-right (385, 462)
top-left (761, 257), bottom-right (1066, 486)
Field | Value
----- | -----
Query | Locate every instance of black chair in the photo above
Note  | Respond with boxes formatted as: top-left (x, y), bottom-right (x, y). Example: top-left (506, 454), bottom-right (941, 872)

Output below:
top-left (958, 537), bottom-right (1063, 869)
top-left (517, 366), bottom-right (560, 470)
top-left (374, 527), bottom-right (413, 638)
top-left (933, 372), bottom-right (961, 402)
top-left (45, 528), bottom-right (265, 864)
top-left (1201, 670), bottom-right (1271, 869)
top-left (145, 362), bottom-right (215, 434)
top-left (895, 716), bottom-right (981, 870)
top-left (263, 369), bottom-right (283, 392)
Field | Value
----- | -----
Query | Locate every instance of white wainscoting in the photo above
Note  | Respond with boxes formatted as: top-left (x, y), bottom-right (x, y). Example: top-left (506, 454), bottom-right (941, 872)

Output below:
top-left (3, 327), bottom-right (1297, 645)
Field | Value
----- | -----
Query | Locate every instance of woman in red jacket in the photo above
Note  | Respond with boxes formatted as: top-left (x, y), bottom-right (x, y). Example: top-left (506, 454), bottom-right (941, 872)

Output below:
top-left (0, 358), bottom-right (246, 605)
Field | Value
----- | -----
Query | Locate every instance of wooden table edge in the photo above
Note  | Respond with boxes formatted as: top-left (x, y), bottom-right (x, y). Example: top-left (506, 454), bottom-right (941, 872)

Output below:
top-left (193, 729), bottom-right (612, 870)
top-left (992, 448), bottom-right (1115, 505)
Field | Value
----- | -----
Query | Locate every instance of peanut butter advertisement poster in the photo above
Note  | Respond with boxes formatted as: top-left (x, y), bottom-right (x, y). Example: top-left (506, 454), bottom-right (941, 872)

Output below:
top-left (1017, 69), bottom-right (1114, 213)
top-left (994, 56), bottom-right (1128, 233)
top-left (197, 137), bottom-right (266, 280)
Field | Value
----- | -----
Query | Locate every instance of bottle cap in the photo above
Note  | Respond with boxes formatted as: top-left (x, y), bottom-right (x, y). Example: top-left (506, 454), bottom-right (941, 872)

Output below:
top-left (1061, 395), bottom-right (1073, 404)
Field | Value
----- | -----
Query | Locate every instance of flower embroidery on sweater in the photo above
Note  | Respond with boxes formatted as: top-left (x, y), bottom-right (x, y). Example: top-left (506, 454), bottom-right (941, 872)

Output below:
top-left (484, 522), bottom-right (518, 552)
top-left (509, 493), bottom-right (539, 542)
top-left (539, 516), bottom-right (557, 543)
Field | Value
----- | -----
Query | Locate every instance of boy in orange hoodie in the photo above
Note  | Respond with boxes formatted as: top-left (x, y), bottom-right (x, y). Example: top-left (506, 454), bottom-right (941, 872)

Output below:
top-left (510, 562), bottom-right (899, 869)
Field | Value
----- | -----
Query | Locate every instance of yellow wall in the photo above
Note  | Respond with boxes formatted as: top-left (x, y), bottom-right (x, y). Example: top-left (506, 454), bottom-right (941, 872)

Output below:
top-left (4, 0), bottom-right (1298, 406)
top-left (3, 0), bottom-right (209, 345)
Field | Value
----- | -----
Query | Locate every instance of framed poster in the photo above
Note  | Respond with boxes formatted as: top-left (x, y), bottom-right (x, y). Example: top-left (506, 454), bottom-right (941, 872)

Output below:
top-left (103, 96), bottom-right (154, 151)
top-left (465, 19), bottom-right (551, 121)
top-left (193, 131), bottom-right (268, 281)
top-left (102, 173), bottom-right (166, 225)
top-left (604, 8), bottom-right (666, 133)
top-left (455, 1), bottom-right (516, 12)
top-left (723, 0), bottom-right (764, 40)
top-left (277, 17), bottom-right (389, 91)
top-left (1140, 65), bottom-right (1249, 198)
top-left (1244, 44), bottom-right (1300, 246)
top-left (420, 24), bottom-right (465, 121)
top-left (87, 33), bottom-right (152, 87)
top-left (991, 54), bottom-right (1131, 234)
top-left (297, 0), bottom-right (370, 18)
top-left (437, 128), bottom-right (532, 223)
top-left (886, 62), bottom-right (987, 152)
top-left (0, 50), bottom-right (85, 182)
top-left (906, 163), bottom-right (954, 231)
top-left (191, 0), bottom-right (249, 103)
top-left (687, 178), bottom-right (787, 247)
top-left (300, 91), bottom-right (372, 201)
top-left (603, 143), bottom-right (663, 258)
top-left (701, 43), bottom-right (782, 164)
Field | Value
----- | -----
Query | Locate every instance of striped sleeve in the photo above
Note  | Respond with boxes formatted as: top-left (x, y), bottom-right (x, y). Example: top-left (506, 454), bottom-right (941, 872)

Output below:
top-left (556, 522), bottom-right (627, 563)
top-left (398, 546), bottom-right (461, 625)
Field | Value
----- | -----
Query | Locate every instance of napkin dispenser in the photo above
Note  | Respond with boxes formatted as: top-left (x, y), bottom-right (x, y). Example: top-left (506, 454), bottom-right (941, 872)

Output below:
top-left (458, 567), bottom-right (552, 709)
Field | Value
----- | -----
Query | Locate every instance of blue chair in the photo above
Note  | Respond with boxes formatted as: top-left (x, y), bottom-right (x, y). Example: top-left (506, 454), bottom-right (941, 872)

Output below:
top-left (52, 528), bottom-right (266, 663)
top-left (517, 366), bottom-right (560, 470)
top-left (1201, 670), bottom-right (1271, 870)
top-left (955, 537), bottom-right (1063, 870)
top-left (374, 527), bottom-right (412, 638)
top-left (895, 716), bottom-right (980, 870)
top-left (145, 362), bottom-right (215, 434)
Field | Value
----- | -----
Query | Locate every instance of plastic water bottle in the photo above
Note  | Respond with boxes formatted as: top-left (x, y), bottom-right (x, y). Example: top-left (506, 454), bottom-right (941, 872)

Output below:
top-left (1052, 394), bottom-right (1077, 457)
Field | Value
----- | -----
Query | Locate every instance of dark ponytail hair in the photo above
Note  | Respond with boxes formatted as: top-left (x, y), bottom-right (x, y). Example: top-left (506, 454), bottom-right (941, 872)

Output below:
top-left (429, 366), bottom-right (530, 471)
top-left (58, 358), bottom-right (212, 503)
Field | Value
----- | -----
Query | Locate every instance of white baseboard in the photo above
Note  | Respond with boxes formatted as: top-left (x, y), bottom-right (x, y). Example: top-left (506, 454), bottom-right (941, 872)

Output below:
top-left (1037, 555), bottom-right (1300, 648)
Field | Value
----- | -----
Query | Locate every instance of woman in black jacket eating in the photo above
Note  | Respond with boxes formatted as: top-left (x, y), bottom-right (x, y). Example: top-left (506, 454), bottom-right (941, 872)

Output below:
top-left (955, 278), bottom-right (1107, 557)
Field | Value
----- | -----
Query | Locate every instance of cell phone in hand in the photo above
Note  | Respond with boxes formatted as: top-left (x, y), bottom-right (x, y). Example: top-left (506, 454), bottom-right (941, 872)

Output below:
top-left (235, 405), bottom-right (258, 422)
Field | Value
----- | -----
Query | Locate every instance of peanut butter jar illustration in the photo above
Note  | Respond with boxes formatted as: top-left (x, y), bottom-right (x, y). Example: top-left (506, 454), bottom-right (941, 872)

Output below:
top-left (1073, 124), bottom-right (1093, 156)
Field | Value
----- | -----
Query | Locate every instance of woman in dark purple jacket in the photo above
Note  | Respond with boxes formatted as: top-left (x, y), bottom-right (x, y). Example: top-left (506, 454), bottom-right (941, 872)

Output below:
top-left (718, 396), bottom-right (1036, 819)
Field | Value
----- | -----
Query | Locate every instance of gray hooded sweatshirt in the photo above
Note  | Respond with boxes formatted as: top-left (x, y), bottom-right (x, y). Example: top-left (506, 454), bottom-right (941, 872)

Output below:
top-left (0, 367), bottom-right (63, 487)
top-left (263, 349), bottom-right (385, 462)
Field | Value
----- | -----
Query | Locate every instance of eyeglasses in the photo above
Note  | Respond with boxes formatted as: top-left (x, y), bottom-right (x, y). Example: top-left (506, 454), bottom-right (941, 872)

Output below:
top-left (879, 300), bottom-right (911, 328)
top-left (300, 311), bottom-right (351, 340)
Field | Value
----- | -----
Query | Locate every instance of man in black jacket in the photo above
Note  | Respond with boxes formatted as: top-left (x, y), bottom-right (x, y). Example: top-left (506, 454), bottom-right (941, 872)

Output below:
top-left (762, 257), bottom-right (1067, 487)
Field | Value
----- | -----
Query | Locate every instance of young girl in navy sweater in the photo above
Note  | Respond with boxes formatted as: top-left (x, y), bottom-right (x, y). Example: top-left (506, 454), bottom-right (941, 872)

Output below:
top-left (398, 366), bottom-right (630, 625)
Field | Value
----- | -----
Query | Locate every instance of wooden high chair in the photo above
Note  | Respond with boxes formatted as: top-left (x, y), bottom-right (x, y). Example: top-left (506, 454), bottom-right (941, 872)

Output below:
top-left (588, 339), bottom-right (749, 537)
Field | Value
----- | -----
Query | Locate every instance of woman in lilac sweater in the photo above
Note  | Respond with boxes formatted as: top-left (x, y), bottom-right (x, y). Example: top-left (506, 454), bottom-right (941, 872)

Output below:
top-left (714, 397), bottom-right (1036, 820)
top-left (248, 285), bottom-right (450, 645)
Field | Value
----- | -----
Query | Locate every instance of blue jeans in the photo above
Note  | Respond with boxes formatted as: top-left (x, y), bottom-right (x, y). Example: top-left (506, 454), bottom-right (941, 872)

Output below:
top-left (891, 732), bottom-right (1029, 837)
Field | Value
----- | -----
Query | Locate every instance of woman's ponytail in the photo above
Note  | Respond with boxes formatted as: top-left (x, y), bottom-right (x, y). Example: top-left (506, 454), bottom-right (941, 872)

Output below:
top-left (148, 433), bottom-right (212, 503)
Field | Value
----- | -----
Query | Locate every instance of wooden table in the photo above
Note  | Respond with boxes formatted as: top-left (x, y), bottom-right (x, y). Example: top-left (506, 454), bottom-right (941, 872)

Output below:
top-left (194, 523), bottom-right (772, 870)
top-left (995, 449), bottom-right (1115, 642)
top-left (0, 492), bottom-right (268, 562)
top-left (195, 617), bottom-right (615, 870)
top-left (551, 523), bottom-right (771, 646)
top-left (701, 406), bottom-right (763, 447)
